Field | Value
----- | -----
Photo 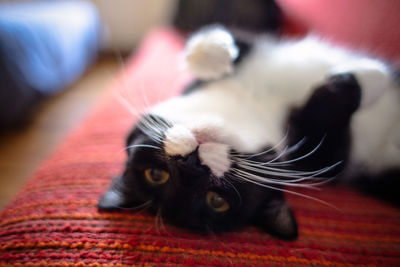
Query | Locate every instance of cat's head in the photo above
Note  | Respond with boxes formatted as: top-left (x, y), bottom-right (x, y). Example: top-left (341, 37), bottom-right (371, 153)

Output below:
top-left (98, 114), bottom-right (298, 239)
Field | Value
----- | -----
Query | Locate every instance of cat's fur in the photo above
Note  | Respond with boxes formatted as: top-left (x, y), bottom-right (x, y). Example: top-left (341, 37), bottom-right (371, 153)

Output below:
top-left (99, 25), bottom-right (400, 240)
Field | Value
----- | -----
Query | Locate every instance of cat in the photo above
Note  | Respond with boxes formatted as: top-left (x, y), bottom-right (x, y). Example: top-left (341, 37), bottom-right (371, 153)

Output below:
top-left (98, 25), bottom-right (400, 240)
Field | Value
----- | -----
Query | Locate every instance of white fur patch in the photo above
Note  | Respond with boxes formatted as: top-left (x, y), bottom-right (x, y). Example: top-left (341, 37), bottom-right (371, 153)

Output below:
top-left (190, 118), bottom-right (226, 144)
top-left (185, 26), bottom-right (238, 80)
top-left (164, 125), bottom-right (198, 157)
top-left (198, 142), bottom-right (231, 177)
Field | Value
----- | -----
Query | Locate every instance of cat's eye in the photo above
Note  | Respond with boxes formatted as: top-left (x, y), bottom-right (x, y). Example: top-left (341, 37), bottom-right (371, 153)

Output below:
top-left (206, 191), bottom-right (230, 212)
top-left (144, 168), bottom-right (170, 185)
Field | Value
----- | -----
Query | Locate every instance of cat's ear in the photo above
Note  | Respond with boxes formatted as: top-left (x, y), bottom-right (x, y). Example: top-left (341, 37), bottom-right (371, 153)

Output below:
top-left (255, 198), bottom-right (298, 240)
top-left (98, 176), bottom-right (132, 210)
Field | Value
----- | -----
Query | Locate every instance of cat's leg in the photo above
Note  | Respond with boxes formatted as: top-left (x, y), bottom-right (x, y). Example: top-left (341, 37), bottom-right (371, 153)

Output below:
top-left (287, 73), bottom-right (362, 173)
top-left (349, 169), bottom-right (400, 206)
top-left (287, 58), bottom-right (393, 172)
top-left (184, 25), bottom-right (249, 80)
top-left (330, 59), bottom-right (391, 108)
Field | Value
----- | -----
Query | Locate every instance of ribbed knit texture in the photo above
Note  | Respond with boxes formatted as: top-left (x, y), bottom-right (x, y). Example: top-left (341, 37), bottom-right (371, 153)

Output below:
top-left (0, 29), bottom-right (399, 266)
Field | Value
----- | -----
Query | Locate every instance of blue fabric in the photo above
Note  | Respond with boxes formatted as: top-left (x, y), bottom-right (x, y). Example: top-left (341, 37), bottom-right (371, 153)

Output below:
top-left (0, 0), bottom-right (103, 127)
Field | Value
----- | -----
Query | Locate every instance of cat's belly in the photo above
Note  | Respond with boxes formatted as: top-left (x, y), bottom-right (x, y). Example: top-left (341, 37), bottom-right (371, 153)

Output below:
top-left (151, 79), bottom-right (290, 153)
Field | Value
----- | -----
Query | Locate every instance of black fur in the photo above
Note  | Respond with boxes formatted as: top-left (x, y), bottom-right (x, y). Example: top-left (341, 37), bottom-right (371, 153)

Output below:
top-left (99, 115), bottom-right (298, 239)
top-left (173, 0), bottom-right (282, 34)
top-left (349, 169), bottom-right (400, 206)
top-left (287, 73), bottom-right (362, 175)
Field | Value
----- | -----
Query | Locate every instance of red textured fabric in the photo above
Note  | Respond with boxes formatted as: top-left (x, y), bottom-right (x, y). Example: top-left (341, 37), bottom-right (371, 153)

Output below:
top-left (0, 29), bottom-right (400, 266)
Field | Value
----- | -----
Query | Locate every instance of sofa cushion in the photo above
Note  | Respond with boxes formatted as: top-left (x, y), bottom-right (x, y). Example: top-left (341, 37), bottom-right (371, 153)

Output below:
top-left (0, 29), bottom-right (399, 266)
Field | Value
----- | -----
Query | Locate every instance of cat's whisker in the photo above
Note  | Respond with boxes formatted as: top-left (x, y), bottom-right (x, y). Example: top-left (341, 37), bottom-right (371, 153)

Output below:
top-left (207, 229), bottom-right (237, 257)
top-left (229, 136), bottom-right (306, 167)
top-left (243, 128), bottom-right (290, 160)
top-left (233, 135), bottom-right (324, 167)
top-left (286, 137), bottom-right (307, 155)
top-left (122, 144), bottom-right (161, 153)
top-left (156, 208), bottom-right (171, 236)
top-left (300, 175), bottom-right (339, 187)
top-left (113, 54), bottom-right (173, 134)
top-left (234, 164), bottom-right (316, 181)
top-left (155, 208), bottom-right (163, 234)
top-left (152, 115), bottom-right (172, 130)
top-left (147, 115), bottom-right (171, 134)
top-left (268, 135), bottom-right (327, 166)
top-left (232, 158), bottom-right (322, 176)
top-left (231, 169), bottom-right (320, 189)
top-left (241, 167), bottom-right (335, 186)
top-left (234, 166), bottom-right (323, 184)
top-left (113, 61), bottom-right (152, 119)
top-left (264, 145), bottom-right (289, 164)
top-left (139, 80), bottom-right (152, 112)
top-left (232, 159), bottom-right (341, 186)
top-left (136, 119), bottom-right (165, 143)
top-left (262, 137), bottom-right (308, 165)
top-left (224, 174), bottom-right (243, 204)
top-left (230, 171), bottom-right (339, 210)
top-left (136, 125), bottom-right (163, 144)
top-left (115, 91), bottom-right (142, 117)
top-left (112, 200), bottom-right (152, 212)
top-left (137, 118), bottom-right (160, 137)
top-left (232, 157), bottom-right (342, 180)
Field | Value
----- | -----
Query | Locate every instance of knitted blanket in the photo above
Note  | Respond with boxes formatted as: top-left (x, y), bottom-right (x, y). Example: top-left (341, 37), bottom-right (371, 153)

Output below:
top-left (0, 29), bottom-right (399, 266)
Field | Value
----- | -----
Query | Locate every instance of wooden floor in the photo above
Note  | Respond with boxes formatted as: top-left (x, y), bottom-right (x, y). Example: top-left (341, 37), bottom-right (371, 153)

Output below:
top-left (0, 55), bottom-right (121, 211)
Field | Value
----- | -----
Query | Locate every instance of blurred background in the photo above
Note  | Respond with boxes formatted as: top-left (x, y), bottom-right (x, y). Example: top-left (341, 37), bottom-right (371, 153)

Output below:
top-left (0, 0), bottom-right (398, 210)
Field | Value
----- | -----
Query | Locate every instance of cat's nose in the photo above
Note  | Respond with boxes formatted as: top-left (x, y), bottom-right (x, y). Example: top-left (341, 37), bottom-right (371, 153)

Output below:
top-left (177, 149), bottom-right (210, 185)
top-left (179, 149), bottom-right (202, 168)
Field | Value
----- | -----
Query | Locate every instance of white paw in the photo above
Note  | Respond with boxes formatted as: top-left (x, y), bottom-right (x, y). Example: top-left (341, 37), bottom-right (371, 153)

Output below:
top-left (185, 26), bottom-right (239, 80)
top-left (330, 59), bottom-right (391, 107)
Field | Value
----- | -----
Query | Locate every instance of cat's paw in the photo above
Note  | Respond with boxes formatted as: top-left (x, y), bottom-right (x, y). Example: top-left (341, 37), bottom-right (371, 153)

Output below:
top-left (330, 60), bottom-right (391, 107)
top-left (293, 73), bottom-right (362, 132)
top-left (185, 25), bottom-right (239, 80)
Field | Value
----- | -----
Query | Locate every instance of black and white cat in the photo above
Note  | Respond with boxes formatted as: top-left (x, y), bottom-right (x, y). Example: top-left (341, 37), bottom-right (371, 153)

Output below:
top-left (99, 25), bottom-right (400, 239)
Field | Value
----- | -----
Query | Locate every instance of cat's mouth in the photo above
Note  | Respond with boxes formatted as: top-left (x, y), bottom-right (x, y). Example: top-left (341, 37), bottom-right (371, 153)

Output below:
top-left (164, 124), bottom-right (231, 177)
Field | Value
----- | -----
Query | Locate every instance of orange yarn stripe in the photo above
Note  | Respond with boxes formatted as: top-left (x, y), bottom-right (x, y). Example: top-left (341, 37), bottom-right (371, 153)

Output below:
top-left (0, 262), bottom-right (139, 267)
top-left (0, 241), bottom-right (376, 267)
top-left (1, 200), bottom-right (98, 214)
top-left (1, 213), bottom-right (399, 243)
top-left (0, 213), bottom-right (140, 227)
top-left (298, 216), bottom-right (400, 230)
top-left (302, 229), bottom-right (400, 243)
top-left (3, 202), bottom-right (399, 230)
top-left (21, 181), bottom-right (108, 193)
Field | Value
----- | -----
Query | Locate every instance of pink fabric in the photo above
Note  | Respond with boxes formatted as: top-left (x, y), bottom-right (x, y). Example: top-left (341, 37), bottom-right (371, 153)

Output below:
top-left (278, 0), bottom-right (400, 67)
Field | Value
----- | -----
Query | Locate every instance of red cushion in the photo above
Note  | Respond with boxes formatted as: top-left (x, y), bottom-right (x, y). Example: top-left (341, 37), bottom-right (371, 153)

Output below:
top-left (1, 29), bottom-right (399, 266)
top-left (278, 0), bottom-right (400, 66)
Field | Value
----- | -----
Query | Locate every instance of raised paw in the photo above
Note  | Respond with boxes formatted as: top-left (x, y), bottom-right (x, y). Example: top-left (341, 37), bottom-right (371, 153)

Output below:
top-left (330, 60), bottom-right (391, 107)
top-left (185, 25), bottom-right (239, 80)
top-left (292, 73), bottom-right (362, 132)
top-left (325, 73), bottom-right (362, 115)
